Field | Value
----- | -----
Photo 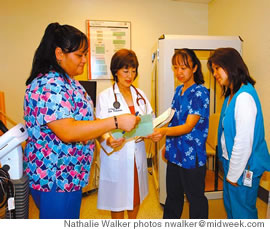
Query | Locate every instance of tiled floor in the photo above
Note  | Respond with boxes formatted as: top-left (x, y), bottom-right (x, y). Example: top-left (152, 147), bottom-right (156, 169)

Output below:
top-left (28, 172), bottom-right (268, 219)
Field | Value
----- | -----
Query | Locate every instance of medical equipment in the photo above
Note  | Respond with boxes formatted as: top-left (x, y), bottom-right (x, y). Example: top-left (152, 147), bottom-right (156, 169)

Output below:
top-left (0, 121), bottom-right (29, 218)
top-left (112, 83), bottom-right (147, 113)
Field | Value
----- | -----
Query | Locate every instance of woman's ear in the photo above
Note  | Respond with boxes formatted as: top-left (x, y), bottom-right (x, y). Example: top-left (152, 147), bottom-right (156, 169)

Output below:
top-left (55, 47), bottom-right (64, 62)
top-left (193, 64), bottom-right (198, 73)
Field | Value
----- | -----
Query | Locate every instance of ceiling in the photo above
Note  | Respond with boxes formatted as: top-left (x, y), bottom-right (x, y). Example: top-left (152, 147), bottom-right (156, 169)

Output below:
top-left (170, 0), bottom-right (212, 4)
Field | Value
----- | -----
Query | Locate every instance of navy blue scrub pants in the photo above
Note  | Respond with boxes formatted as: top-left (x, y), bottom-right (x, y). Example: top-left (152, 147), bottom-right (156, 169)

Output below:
top-left (163, 161), bottom-right (208, 219)
top-left (31, 183), bottom-right (82, 219)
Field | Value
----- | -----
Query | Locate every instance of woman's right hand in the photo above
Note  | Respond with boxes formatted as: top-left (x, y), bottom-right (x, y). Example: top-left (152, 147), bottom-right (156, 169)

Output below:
top-left (117, 114), bottom-right (140, 132)
top-left (106, 136), bottom-right (125, 149)
top-left (146, 128), bottom-right (167, 142)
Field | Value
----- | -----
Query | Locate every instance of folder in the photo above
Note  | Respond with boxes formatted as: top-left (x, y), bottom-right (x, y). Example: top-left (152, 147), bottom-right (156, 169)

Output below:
top-left (111, 114), bottom-right (153, 140)
top-left (153, 107), bottom-right (175, 128)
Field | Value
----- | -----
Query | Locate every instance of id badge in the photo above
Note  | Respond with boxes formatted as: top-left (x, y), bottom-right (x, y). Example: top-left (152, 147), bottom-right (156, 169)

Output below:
top-left (243, 169), bottom-right (253, 187)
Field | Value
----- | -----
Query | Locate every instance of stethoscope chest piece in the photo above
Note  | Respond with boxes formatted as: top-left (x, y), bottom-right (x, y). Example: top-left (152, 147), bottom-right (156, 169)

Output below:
top-left (113, 101), bottom-right (121, 109)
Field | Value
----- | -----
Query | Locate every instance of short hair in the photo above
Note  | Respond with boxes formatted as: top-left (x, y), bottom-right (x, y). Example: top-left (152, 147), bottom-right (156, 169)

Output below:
top-left (110, 49), bottom-right (139, 82)
top-left (207, 47), bottom-right (255, 97)
top-left (26, 22), bottom-right (88, 85)
top-left (172, 48), bottom-right (204, 85)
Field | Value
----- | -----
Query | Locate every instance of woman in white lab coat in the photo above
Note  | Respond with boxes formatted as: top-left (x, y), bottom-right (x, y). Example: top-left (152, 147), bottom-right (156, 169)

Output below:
top-left (96, 49), bottom-right (153, 219)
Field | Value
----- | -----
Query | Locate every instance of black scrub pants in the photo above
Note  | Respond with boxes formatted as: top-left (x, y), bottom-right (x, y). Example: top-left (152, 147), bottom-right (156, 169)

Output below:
top-left (163, 161), bottom-right (208, 219)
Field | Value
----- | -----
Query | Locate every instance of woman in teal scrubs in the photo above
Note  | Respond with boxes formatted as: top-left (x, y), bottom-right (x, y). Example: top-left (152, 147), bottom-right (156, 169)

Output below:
top-left (207, 48), bottom-right (270, 219)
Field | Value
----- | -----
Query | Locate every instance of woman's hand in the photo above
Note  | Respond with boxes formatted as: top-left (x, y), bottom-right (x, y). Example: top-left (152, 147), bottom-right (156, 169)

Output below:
top-left (117, 114), bottom-right (140, 132)
top-left (226, 178), bottom-right (238, 187)
top-left (146, 128), bottom-right (167, 142)
top-left (46, 115), bottom-right (140, 143)
top-left (106, 136), bottom-right (125, 149)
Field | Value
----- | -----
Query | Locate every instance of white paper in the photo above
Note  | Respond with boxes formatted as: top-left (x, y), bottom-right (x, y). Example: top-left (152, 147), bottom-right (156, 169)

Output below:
top-left (153, 108), bottom-right (175, 128)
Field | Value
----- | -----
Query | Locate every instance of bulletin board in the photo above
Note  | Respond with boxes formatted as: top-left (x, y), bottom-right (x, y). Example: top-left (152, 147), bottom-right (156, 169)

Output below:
top-left (86, 20), bottom-right (131, 80)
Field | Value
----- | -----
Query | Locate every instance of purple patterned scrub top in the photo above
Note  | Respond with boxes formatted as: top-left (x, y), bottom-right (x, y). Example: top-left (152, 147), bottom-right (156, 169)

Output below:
top-left (23, 71), bottom-right (95, 192)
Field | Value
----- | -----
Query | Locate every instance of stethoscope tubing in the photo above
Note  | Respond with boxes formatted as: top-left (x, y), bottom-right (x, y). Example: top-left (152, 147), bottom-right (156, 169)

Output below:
top-left (112, 83), bottom-right (147, 114)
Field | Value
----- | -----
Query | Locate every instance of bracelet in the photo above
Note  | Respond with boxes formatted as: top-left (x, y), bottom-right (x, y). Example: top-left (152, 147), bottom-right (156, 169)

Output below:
top-left (113, 116), bottom-right (118, 129)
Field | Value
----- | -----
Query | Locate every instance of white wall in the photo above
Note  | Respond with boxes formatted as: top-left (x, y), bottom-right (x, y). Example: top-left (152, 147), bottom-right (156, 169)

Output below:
top-left (0, 0), bottom-right (208, 127)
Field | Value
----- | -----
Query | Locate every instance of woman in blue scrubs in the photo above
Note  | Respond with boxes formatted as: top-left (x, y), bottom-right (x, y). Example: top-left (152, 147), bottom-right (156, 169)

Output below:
top-left (148, 49), bottom-right (209, 219)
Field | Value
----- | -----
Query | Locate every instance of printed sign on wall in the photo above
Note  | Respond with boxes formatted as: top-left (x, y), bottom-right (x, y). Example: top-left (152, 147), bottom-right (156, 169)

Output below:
top-left (86, 20), bottom-right (131, 80)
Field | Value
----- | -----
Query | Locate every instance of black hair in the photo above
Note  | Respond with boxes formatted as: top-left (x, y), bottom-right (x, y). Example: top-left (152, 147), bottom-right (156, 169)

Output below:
top-left (26, 22), bottom-right (88, 85)
top-left (172, 48), bottom-right (205, 85)
top-left (207, 47), bottom-right (255, 97)
top-left (110, 49), bottom-right (139, 82)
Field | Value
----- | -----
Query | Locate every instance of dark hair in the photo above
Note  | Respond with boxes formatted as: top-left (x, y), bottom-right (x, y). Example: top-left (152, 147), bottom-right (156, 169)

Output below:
top-left (207, 47), bottom-right (255, 97)
top-left (172, 48), bottom-right (204, 84)
top-left (110, 49), bottom-right (139, 82)
top-left (26, 22), bottom-right (88, 85)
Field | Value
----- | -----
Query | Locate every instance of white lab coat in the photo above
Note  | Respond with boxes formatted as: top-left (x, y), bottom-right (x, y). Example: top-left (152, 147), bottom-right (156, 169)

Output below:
top-left (96, 83), bottom-right (153, 211)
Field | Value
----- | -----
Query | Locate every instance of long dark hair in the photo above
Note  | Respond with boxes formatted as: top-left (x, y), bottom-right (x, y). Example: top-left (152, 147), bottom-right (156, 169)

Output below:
top-left (172, 48), bottom-right (204, 85)
top-left (26, 22), bottom-right (88, 85)
top-left (110, 49), bottom-right (139, 82)
top-left (207, 47), bottom-right (255, 97)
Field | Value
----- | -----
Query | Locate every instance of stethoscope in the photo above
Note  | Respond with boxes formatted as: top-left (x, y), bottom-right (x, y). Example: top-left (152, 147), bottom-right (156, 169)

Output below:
top-left (112, 83), bottom-right (147, 114)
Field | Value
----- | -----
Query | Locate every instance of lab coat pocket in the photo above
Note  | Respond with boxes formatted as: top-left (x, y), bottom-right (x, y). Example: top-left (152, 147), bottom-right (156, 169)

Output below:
top-left (100, 153), bottom-right (120, 182)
